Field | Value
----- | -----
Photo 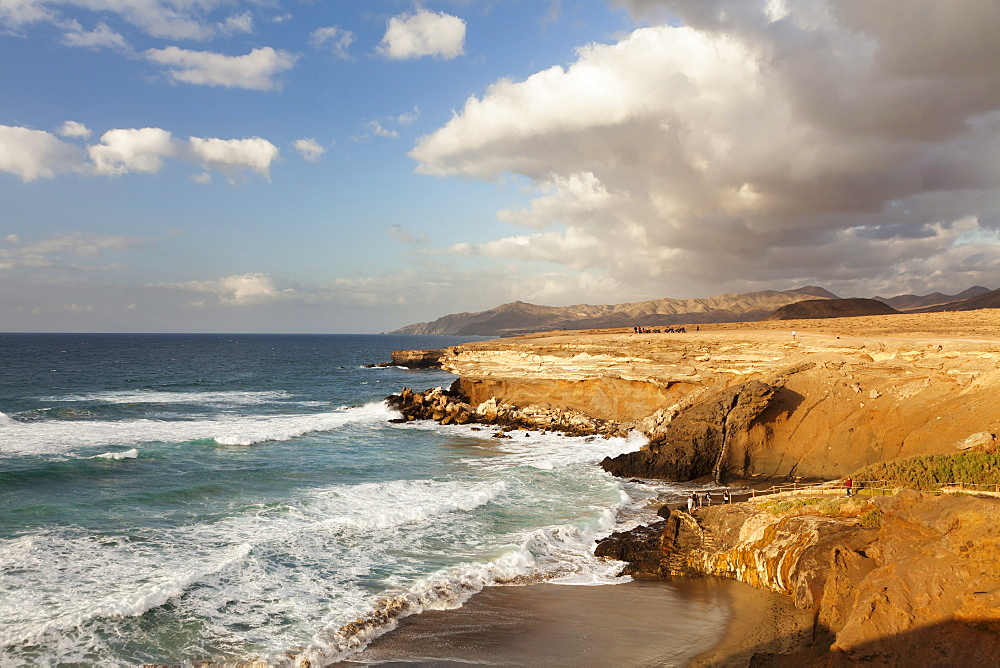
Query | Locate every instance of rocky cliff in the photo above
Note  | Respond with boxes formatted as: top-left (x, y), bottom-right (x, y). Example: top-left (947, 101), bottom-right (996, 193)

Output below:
top-left (595, 490), bottom-right (1000, 664)
top-left (429, 312), bottom-right (1000, 481)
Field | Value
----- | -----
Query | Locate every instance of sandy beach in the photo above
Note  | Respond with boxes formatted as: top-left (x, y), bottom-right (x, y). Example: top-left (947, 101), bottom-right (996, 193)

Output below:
top-left (339, 575), bottom-right (811, 667)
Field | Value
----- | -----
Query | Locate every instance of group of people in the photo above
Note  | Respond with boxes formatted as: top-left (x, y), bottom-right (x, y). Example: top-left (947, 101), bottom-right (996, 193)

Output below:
top-left (685, 488), bottom-right (733, 513)
top-left (633, 325), bottom-right (689, 333)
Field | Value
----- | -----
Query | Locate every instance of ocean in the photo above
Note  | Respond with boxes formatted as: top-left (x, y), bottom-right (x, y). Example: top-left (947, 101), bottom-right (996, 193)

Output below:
top-left (0, 333), bottom-right (711, 665)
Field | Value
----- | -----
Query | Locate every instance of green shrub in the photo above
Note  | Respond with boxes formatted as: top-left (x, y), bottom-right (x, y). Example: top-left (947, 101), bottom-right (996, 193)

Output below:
top-left (858, 507), bottom-right (883, 528)
top-left (852, 452), bottom-right (1000, 491)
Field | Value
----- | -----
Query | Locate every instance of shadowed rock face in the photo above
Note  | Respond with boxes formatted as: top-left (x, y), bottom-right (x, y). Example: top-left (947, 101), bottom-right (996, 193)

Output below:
top-left (600, 380), bottom-right (776, 481)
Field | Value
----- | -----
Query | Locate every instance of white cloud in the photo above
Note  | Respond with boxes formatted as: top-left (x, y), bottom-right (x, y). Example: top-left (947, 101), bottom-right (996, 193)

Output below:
top-left (367, 121), bottom-right (398, 139)
top-left (0, 125), bottom-right (84, 181)
top-left (310, 25), bottom-right (353, 59)
top-left (144, 46), bottom-right (297, 91)
top-left (188, 136), bottom-right (279, 177)
top-left (378, 9), bottom-right (465, 60)
top-left (411, 0), bottom-right (1000, 298)
top-left (217, 11), bottom-right (251, 34)
top-left (0, 0), bottom-right (239, 41)
top-left (61, 21), bottom-right (128, 50)
top-left (57, 120), bottom-right (92, 139)
top-left (396, 107), bottom-right (419, 126)
top-left (160, 273), bottom-right (294, 305)
top-left (0, 0), bottom-right (56, 30)
top-left (293, 138), bottom-right (325, 163)
top-left (191, 171), bottom-right (212, 184)
top-left (88, 127), bottom-right (175, 175)
top-left (1, 123), bottom-right (278, 181)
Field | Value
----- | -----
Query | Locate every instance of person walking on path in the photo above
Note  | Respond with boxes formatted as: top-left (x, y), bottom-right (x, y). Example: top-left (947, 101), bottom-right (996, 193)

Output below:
top-left (845, 477), bottom-right (853, 497)
top-left (723, 489), bottom-right (731, 504)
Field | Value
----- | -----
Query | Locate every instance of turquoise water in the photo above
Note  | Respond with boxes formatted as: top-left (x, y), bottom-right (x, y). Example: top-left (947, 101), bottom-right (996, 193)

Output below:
top-left (0, 334), bottom-right (667, 665)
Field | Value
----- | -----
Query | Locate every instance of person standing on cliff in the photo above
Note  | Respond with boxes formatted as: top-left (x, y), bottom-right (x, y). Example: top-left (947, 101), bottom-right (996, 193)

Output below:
top-left (845, 477), bottom-right (853, 497)
top-left (686, 494), bottom-right (694, 514)
top-left (723, 489), bottom-right (731, 504)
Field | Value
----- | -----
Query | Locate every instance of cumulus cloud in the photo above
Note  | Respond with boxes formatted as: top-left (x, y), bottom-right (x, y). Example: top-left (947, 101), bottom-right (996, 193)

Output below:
top-left (310, 25), bottom-right (353, 59)
top-left (0, 125), bottom-right (84, 181)
top-left (0, 123), bottom-right (279, 181)
top-left (144, 46), bottom-right (297, 90)
top-left (57, 120), bottom-right (92, 138)
top-left (188, 136), bottom-right (279, 177)
top-left (293, 138), bottom-right (325, 163)
top-left (89, 127), bottom-right (175, 175)
top-left (378, 9), bottom-right (465, 60)
top-left (411, 0), bottom-right (1000, 298)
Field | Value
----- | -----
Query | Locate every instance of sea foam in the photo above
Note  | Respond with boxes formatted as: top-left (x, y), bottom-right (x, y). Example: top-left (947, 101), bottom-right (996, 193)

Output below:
top-left (0, 401), bottom-right (398, 456)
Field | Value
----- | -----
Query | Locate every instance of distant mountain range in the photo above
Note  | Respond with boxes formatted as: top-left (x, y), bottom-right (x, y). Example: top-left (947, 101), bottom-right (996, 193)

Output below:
top-left (391, 286), bottom-right (1000, 336)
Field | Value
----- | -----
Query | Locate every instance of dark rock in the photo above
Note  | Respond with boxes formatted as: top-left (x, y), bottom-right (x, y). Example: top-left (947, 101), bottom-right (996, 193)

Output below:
top-left (601, 380), bottom-right (776, 481)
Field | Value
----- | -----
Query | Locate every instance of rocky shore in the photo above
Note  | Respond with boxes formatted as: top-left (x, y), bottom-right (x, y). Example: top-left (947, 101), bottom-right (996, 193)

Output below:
top-left (385, 310), bottom-right (1000, 664)
top-left (597, 490), bottom-right (1000, 665)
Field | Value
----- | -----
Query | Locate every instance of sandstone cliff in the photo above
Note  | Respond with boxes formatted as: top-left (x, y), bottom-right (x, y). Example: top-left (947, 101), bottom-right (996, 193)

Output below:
top-left (595, 490), bottom-right (1000, 665)
top-left (431, 311), bottom-right (1000, 481)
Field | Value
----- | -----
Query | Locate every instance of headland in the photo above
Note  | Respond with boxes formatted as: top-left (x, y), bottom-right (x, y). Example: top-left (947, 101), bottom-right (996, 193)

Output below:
top-left (385, 309), bottom-right (1000, 665)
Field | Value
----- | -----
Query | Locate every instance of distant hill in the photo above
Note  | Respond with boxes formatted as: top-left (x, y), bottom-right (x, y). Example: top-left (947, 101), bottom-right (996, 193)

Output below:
top-left (913, 287), bottom-right (1000, 313)
top-left (765, 298), bottom-right (900, 321)
top-left (390, 287), bottom-right (840, 336)
top-left (873, 286), bottom-right (992, 312)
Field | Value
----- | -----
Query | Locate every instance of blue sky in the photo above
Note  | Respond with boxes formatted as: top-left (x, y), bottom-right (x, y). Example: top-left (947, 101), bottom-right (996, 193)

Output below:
top-left (2, 0), bottom-right (1000, 332)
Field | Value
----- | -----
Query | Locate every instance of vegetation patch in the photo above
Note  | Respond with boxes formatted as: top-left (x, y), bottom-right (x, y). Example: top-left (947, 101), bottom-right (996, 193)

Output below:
top-left (759, 496), bottom-right (870, 519)
top-left (852, 452), bottom-right (1000, 491)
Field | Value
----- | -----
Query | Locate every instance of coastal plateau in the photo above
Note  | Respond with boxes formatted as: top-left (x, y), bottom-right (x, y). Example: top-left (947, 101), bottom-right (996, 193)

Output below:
top-left (387, 309), bottom-right (1000, 664)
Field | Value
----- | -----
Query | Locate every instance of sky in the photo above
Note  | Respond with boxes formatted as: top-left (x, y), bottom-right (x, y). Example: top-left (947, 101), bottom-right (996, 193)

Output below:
top-left (2, 0), bottom-right (1000, 333)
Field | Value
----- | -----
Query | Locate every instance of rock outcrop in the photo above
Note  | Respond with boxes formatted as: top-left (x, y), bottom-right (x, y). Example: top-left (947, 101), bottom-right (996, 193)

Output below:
top-left (600, 380), bottom-right (776, 481)
top-left (389, 348), bottom-right (446, 368)
top-left (385, 385), bottom-right (625, 437)
top-left (596, 490), bottom-right (1000, 664)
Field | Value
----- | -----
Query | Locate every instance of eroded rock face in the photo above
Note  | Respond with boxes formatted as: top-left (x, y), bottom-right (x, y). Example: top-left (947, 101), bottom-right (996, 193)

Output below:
top-left (389, 349), bottom-right (447, 369)
top-left (600, 380), bottom-right (776, 481)
top-left (597, 491), bottom-right (1000, 664)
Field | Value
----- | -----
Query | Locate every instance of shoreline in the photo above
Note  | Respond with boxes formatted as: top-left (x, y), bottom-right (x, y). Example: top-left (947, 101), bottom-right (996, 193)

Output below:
top-left (337, 576), bottom-right (811, 667)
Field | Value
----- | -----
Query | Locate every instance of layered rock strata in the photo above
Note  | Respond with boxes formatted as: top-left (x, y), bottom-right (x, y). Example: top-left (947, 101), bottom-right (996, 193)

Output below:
top-left (596, 490), bottom-right (1000, 664)
top-left (427, 316), bottom-right (1000, 480)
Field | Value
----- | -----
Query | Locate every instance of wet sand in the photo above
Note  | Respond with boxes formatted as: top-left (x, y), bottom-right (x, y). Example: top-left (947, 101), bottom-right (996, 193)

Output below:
top-left (340, 576), bottom-right (812, 667)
